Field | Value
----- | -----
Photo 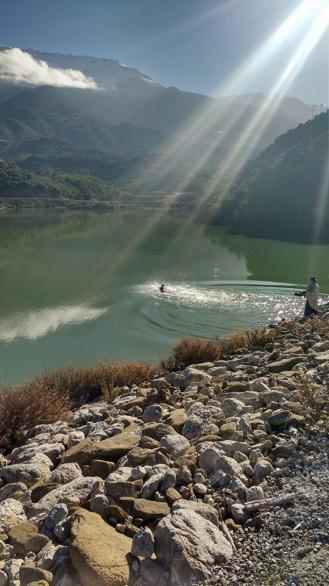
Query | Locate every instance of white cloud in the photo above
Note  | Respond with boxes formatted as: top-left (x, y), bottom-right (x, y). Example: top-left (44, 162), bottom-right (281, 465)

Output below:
top-left (0, 47), bottom-right (98, 89)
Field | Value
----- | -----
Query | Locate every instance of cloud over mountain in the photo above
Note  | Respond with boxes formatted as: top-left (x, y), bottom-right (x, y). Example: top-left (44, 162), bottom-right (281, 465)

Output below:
top-left (0, 48), bottom-right (98, 89)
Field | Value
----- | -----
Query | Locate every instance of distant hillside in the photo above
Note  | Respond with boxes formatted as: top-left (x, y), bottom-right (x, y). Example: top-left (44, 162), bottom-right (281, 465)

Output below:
top-left (0, 47), bottom-right (325, 163)
top-left (0, 85), bottom-right (163, 156)
top-left (0, 161), bottom-right (119, 200)
top-left (217, 111), bottom-right (329, 243)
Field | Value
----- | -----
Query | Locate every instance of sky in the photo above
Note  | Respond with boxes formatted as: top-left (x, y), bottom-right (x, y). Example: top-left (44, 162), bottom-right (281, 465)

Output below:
top-left (0, 0), bottom-right (328, 104)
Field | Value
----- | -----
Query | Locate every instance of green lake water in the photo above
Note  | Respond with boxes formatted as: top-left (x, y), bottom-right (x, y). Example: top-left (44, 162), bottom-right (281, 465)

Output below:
top-left (1, 211), bottom-right (329, 384)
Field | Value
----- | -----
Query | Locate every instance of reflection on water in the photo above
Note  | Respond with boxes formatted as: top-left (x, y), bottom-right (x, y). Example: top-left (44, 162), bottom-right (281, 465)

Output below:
top-left (133, 280), bottom-right (306, 338)
top-left (0, 304), bottom-right (107, 342)
top-left (0, 212), bottom-right (329, 384)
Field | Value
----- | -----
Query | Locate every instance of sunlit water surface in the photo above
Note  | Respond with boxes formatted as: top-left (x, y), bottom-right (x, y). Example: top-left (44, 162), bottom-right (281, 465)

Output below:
top-left (1, 212), bottom-right (328, 384)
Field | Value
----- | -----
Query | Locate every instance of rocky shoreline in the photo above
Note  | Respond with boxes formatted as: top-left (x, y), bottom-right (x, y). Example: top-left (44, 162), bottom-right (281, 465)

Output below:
top-left (0, 314), bottom-right (328, 586)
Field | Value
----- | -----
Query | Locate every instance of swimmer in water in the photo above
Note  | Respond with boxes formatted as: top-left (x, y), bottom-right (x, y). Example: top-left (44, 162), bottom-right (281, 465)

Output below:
top-left (159, 284), bottom-right (165, 293)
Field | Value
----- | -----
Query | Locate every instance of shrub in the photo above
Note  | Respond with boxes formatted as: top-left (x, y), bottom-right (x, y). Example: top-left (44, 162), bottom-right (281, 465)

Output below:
top-left (38, 361), bottom-right (158, 406)
top-left (0, 381), bottom-right (71, 452)
top-left (225, 328), bottom-right (278, 354)
top-left (161, 336), bottom-right (222, 371)
top-left (0, 359), bottom-right (158, 452)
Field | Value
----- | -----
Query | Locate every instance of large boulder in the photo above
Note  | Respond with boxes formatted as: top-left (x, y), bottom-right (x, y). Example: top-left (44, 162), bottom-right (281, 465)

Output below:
top-left (155, 509), bottom-right (232, 585)
top-left (30, 476), bottom-right (101, 515)
top-left (70, 508), bottom-right (132, 586)
top-left (0, 455), bottom-right (52, 487)
top-left (172, 501), bottom-right (219, 526)
top-left (0, 498), bottom-right (27, 532)
top-left (61, 427), bottom-right (139, 466)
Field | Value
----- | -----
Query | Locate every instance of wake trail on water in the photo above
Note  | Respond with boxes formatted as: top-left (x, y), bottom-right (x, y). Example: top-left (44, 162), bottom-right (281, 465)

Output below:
top-left (131, 280), bottom-right (308, 338)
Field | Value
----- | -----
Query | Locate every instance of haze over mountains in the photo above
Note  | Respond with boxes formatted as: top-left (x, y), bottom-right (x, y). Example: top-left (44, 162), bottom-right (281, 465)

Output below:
top-left (0, 46), bottom-right (325, 161)
top-left (0, 46), bottom-right (328, 243)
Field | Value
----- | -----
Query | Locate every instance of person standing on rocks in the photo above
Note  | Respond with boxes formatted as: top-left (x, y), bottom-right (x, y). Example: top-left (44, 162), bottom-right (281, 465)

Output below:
top-left (295, 276), bottom-right (320, 318)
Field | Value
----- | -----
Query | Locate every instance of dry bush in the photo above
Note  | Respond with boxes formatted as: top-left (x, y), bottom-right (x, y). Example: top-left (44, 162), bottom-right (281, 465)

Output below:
top-left (294, 370), bottom-right (329, 426)
top-left (309, 315), bottom-right (329, 339)
top-left (0, 381), bottom-right (71, 452)
top-left (161, 336), bottom-right (222, 371)
top-left (38, 361), bottom-right (158, 406)
top-left (225, 328), bottom-right (278, 354)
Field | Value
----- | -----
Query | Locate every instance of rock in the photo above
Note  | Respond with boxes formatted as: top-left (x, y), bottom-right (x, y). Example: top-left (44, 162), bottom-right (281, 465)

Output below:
top-left (161, 470), bottom-right (176, 492)
top-left (54, 518), bottom-right (71, 542)
top-left (0, 570), bottom-right (7, 586)
top-left (231, 503), bottom-right (246, 523)
top-left (131, 466), bottom-right (147, 481)
top-left (47, 463), bottom-right (82, 485)
top-left (87, 460), bottom-right (115, 479)
top-left (198, 445), bottom-right (223, 475)
top-left (139, 559), bottom-right (167, 586)
top-left (142, 423), bottom-right (176, 442)
top-left (131, 527), bottom-right (154, 558)
top-left (90, 494), bottom-right (108, 517)
top-left (0, 482), bottom-right (27, 503)
top-left (106, 480), bottom-right (141, 500)
top-left (165, 487), bottom-right (182, 504)
top-left (4, 558), bottom-right (23, 582)
top-left (37, 541), bottom-right (62, 570)
top-left (12, 443), bottom-right (64, 465)
top-left (245, 485), bottom-right (264, 502)
top-left (272, 442), bottom-right (296, 458)
top-left (250, 379), bottom-right (270, 393)
top-left (141, 473), bottom-right (163, 499)
top-left (120, 498), bottom-right (170, 521)
top-left (220, 398), bottom-right (245, 417)
top-left (163, 409), bottom-right (188, 433)
top-left (268, 356), bottom-right (306, 372)
top-left (70, 508), bottom-right (132, 586)
top-left (253, 459), bottom-right (273, 484)
top-left (260, 390), bottom-right (285, 405)
top-left (267, 409), bottom-right (292, 428)
top-left (155, 510), bottom-right (232, 584)
top-left (44, 503), bottom-right (69, 531)
top-left (31, 482), bottom-right (60, 503)
top-left (176, 466), bottom-right (192, 485)
top-left (67, 431), bottom-right (85, 449)
top-left (152, 377), bottom-right (172, 391)
top-left (183, 368), bottom-right (212, 386)
top-left (62, 429), bottom-right (140, 466)
top-left (8, 523), bottom-right (48, 555)
top-left (19, 564), bottom-right (53, 586)
top-left (0, 499), bottom-right (26, 532)
top-left (143, 405), bottom-right (164, 423)
top-left (172, 501), bottom-right (219, 526)
top-left (127, 447), bottom-right (157, 467)
top-left (106, 505), bottom-right (129, 523)
top-left (160, 434), bottom-right (190, 459)
top-left (31, 477), bottom-right (101, 515)
top-left (0, 458), bottom-right (52, 487)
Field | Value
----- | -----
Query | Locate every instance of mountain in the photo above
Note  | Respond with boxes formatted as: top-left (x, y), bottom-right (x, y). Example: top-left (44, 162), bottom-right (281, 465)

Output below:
top-left (0, 47), bottom-right (325, 162)
top-left (217, 111), bottom-right (329, 243)
top-left (0, 85), bottom-right (164, 156)
top-left (0, 160), bottom-right (119, 200)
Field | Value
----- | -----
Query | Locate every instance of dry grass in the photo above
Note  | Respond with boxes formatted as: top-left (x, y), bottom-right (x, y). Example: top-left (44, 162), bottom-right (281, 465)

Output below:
top-left (0, 360), bottom-right (158, 452)
top-left (225, 327), bottom-right (278, 354)
top-left (38, 361), bottom-right (158, 405)
top-left (294, 370), bottom-right (329, 427)
top-left (161, 336), bottom-right (222, 371)
top-left (0, 381), bottom-right (71, 452)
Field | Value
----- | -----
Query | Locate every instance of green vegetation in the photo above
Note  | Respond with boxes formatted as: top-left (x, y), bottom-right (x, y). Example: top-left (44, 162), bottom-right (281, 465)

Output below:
top-left (0, 161), bottom-right (119, 200)
top-left (216, 112), bottom-right (329, 243)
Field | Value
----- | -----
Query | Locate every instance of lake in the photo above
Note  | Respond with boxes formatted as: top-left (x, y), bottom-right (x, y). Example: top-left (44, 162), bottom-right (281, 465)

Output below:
top-left (1, 211), bottom-right (329, 384)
